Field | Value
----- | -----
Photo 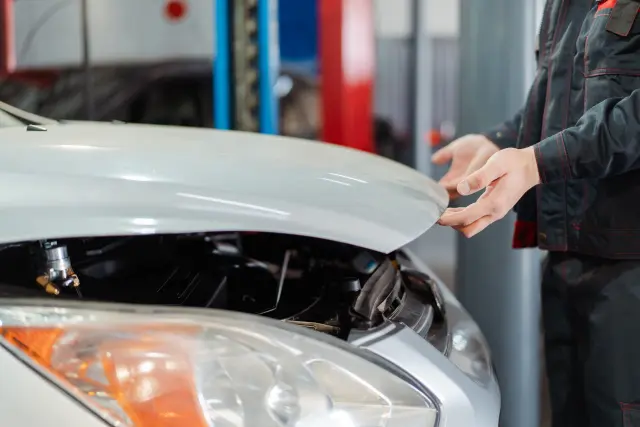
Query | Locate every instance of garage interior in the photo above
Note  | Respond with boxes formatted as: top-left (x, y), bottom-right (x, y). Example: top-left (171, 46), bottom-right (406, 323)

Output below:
top-left (0, 0), bottom-right (554, 426)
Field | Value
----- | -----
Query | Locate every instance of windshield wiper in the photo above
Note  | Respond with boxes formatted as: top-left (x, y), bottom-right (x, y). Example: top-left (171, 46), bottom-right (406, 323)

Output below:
top-left (0, 101), bottom-right (57, 126)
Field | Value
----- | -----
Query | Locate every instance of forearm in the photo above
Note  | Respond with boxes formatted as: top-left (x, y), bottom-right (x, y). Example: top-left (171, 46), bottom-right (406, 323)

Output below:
top-left (534, 90), bottom-right (640, 183)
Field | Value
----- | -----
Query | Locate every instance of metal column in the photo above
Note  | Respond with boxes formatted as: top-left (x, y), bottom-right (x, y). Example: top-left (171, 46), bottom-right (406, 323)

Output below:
top-left (80, 0), bottom-right (94, 121)
top-left (409, 0), bottom-right (432, 176)
top-left (456, 2), bottom-right (540, 427)
top-left (319, 0), bottom-right (375, 153)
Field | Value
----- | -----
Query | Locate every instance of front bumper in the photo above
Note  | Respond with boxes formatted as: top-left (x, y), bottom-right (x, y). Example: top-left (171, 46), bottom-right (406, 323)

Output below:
top-left (351, 248), bottom-right (501, 427)
top-left (0, 248), bottom-right (500, 427)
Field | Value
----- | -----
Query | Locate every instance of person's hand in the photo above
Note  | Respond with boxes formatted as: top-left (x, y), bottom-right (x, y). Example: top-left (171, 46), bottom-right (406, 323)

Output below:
top-left (431, 134), bottom-right (500, 200)
top-left (437, 147), bottom-right (541, 237)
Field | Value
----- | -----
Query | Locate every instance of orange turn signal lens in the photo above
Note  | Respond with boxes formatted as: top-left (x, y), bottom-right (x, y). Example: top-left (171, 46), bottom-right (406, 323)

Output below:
top-left (1, 325), bottom-right (209, 427)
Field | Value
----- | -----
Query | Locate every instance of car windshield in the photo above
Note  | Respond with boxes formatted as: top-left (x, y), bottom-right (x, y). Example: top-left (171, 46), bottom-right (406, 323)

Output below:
top-left (0, 101), bottom-right (57, 127)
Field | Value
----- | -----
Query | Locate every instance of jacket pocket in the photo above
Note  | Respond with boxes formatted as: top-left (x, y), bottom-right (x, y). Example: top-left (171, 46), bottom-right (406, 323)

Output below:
top-left (584, 8), bottom-right (640, 110)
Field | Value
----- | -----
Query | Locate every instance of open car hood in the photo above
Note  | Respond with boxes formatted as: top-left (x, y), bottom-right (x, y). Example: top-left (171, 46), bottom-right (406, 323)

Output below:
top-left (0, 123), bottom-right (448, 253)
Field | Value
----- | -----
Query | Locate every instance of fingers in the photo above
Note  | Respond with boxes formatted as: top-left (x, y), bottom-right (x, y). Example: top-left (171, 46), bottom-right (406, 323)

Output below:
top-left (451, 154), bottom-right (493, 199)
top-left (436, 149), bottom-right (531, 238)
top-left (457, 159), bottom-right (505, 196)
top-left (441, 207), bottom-right (465, 214)
top-left (440, 174), bottom-right (463, 200)
top-left (438, 160), bottom-right (466, 199)
top-left (463, 146), bottom-right (493, 179)
top-left (477, 183), bottom-right (496, 201)
top-left (454, 215), bottom-right (496, 238)
top-left (438, 201), bottom-right (492, 227)
top-left (439, 206), bottom-right (498, 238)
top-left (431, 146), bottom-right (453, 165)
top-left (446, 189), bottom-right (462, 201)
top-left (438, 181), bottom-right (509, 228)
top-left (438, 169), bottom-right (459, 186)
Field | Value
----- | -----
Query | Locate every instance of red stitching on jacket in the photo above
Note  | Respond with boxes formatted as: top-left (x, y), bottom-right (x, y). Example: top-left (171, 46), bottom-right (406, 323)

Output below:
top-left (536, 0), bottom-right (569, 251)
top-left (586, 68), bottom-right (640, 77)
top-left (582, 228), bottom-right (640, 231)
top-left (522, 0), bottom-right (569, 252)
top-left (555, 134), bottom-right (567, 180)
top-left (521, 72), bottom-right (542, 151)
top-left (558, 132), bottom-right (571, 178)
top-left (535, 144), bottom-right (548, 183)
top-left (559, 49), bottom-right (575, 252)
top-left (584, 35), bottom-right (590, 109)
top-left (540, 0), bottom-right (570, 139)
top-left (571, 10), bottom-right (594, 254)
top-left (539, 0), bottom-right (554, 61)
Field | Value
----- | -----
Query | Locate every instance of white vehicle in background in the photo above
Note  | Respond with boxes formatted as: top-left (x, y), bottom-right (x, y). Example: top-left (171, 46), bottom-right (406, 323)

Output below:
top-left (0, 102), bottom-right (500, 427)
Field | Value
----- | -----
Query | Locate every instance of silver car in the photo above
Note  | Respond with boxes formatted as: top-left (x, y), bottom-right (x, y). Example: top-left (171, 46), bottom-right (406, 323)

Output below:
top-left (0, 102), bottom-right (500, 427)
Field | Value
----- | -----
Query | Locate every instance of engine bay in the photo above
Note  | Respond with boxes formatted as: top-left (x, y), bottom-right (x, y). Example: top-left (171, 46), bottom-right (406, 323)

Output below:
top-left (0, 232), bottom-right (445, 341)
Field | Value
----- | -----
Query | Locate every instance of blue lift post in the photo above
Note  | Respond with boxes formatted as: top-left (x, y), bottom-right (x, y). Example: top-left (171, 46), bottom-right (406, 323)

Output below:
top-left (213, 0), bottom-right (280, 134)
top-left (456, 1), bottom-right (541, 427)
top-left (214, 0), bottom-right (231, 130)
top-left (277, 0), bottom-right (317, 77)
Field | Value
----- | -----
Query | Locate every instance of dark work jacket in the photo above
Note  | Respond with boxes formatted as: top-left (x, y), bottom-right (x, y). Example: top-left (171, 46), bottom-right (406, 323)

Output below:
top-left (483, 0), bottom-right (640, 259)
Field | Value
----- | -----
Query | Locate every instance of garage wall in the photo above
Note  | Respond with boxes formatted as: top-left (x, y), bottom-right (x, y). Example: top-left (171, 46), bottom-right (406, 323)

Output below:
top-left (373, 0), bottom-right (459, 38)
top-left (373, 0), bottom-right (460, 136)
top-left (373, 0), bottom-right (546, 136)
top-left (374, 0), bottom-right (545, 38)
top-left (374, 37), bottom-right (458, 136)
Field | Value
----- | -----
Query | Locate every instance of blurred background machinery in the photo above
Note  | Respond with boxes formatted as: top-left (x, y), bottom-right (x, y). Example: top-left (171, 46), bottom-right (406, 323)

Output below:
top-left (0, 0), bottom-right (451, 166)
top-left (0, 1), bottom-right (550, 426)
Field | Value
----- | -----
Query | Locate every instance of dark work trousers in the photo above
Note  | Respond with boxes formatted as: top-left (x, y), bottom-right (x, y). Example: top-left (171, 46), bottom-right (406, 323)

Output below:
top-left (543, 251), bottom-right (640, 427)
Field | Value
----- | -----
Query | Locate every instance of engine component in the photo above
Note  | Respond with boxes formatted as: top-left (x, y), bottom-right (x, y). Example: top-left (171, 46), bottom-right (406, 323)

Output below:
top-left (284, 320), bottom-right (340, 335)
top-left (35, 241), bottom-right (81, 296)
top-left (0, 233), bottom-right (445, 345)
top-left (338, 277), bottom-right (361, 293)
top-left (401, 269), bottom-right (447, 322)
top-left (351, 259), bottom-right (401, 328)
top-left (154, 268), bottom-right (229, 308)
top-left (384, 285), bottom-right (435, 338)
top-left (259, 249), bottom-right (292, 315)
top-left (351, 251), bottom-right (380, 274)
top-left (401, 269), bottom-right (449, 353)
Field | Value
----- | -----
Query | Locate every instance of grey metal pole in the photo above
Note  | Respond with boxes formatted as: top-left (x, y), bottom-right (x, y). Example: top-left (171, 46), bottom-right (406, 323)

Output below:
top-left (80, 0), bottom-right (94, 121)
top-left (456, 2), bottom-right (541, 427)
top-left (409, 0), bottom-right (431, 176)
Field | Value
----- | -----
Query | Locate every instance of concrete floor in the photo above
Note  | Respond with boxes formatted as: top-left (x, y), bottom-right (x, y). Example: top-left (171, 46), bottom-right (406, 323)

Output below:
top-left (409, 226), bottom-right (552, 427)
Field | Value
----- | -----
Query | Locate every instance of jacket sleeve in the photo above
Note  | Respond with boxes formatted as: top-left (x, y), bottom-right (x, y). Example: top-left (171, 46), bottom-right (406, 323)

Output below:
top-left (482, 108), bottom-right (524, 149)
top-left (534, 90), bottom-right (640, 183)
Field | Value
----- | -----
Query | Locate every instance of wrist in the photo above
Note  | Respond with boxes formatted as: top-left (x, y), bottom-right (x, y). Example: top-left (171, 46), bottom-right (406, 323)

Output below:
top-left (475, 134), bottom-right (500, 153)
top-left (481, 127), bottom-right (515, 150)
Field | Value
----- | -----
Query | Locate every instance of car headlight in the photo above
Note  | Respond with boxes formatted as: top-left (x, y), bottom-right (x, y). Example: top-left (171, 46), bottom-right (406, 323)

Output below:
top-left (0, 301), bottom-right (438, 427)
top-left (447, 302), bottom-right (494, 388)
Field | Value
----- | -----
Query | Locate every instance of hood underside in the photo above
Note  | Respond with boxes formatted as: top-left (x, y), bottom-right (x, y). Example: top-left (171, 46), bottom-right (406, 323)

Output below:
top-left (0, 123), bottom-right (448, 253)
